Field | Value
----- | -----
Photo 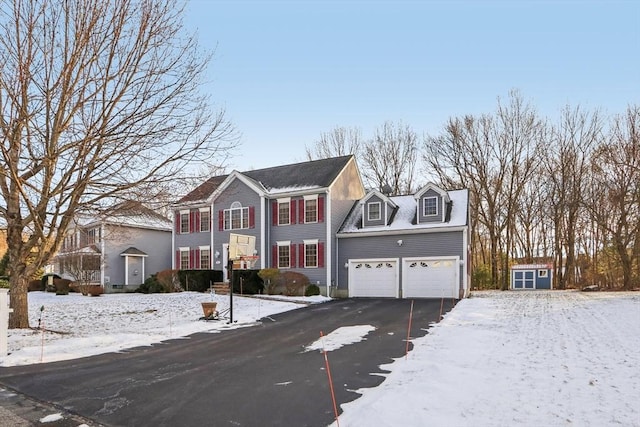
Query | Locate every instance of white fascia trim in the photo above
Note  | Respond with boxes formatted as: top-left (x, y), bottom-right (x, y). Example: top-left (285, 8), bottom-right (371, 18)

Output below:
top-left (337, 225), bottom-right (468, 238)
top-left (267, 186), bottom-right (329, 198)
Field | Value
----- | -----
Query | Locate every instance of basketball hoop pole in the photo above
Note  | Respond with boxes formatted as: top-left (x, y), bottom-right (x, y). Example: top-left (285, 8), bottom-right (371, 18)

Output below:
top-left (227, 246), bottom-right (234, 324)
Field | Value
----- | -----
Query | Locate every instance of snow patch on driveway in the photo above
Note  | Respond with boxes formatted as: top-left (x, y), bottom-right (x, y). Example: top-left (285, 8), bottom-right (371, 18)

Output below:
top-left (305, 325), bottom-right (376, 352)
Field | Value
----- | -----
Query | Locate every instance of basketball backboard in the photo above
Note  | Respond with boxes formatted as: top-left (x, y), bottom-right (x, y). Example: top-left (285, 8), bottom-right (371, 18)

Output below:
top-left (228, 233), bottom-right (256, 261)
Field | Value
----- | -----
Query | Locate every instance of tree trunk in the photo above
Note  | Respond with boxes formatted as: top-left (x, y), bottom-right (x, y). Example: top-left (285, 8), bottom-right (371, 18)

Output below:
top-left (9, 275), bottom-right (29, 329)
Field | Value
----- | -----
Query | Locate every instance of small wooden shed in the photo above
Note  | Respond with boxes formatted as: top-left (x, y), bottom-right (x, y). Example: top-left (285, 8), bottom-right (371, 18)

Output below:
top-left (511, 264), bottom-right (553, 290)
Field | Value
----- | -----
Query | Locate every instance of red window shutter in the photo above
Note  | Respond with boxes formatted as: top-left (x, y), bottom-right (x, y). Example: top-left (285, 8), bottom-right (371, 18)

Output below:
top-left (298, 200), bottom-right (304, 224)
top-left (189, 249), bottom-right (195, 268)
top-left (195, 211), bottom-right (200, 232)
top-left (249, 206), bottom-right (255, 228)
top-left (318, 242), bottom-right (325, 268)
top-left (175, 212), bottom-right (181, 233)
top-left (218, 210), bottom-right (224, 231)
top-left (290, 200), bottom-right (296, 224)
top-left (299, 243), bottom-right (304, 268)
top-left (175, 251), bottom-right (180, 269)
top-left (290, 244), bottom-right (296, 268)
top-left (189, 211), bottom-right (194, 233)
top-left (318, 196), bottom-right (325, 223)
top-left (195, 249), bottom-right (200, 269)
top-left (272, 201), bottom-right (278, 226)
top-left (272, 245), bottom-right (278, 267)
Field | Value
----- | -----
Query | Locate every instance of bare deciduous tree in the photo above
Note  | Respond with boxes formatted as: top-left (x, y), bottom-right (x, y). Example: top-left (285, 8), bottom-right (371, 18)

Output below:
top-left (305, 126), bottom-right (363, 161)
top-left (544, 106), bottom-right (602, 289)
top-left (361, 121), bottom-right (418, 194)
top-left (587, 106), bottom-right (639, 290)
top-left (424, 90), bottom-right (544, 289)
top-left (0, 0), bottom-right (238, 328)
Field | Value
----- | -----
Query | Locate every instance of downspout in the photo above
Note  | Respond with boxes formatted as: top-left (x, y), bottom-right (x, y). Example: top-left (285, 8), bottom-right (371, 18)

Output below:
top-left (100, 223), bottom-right (106, 287)
top-left (171, 210), bottom-right (176, 269)
top-left (260, 195), bottom-right (266, 270)
top-left (325, 190), bottom-right (332, 298)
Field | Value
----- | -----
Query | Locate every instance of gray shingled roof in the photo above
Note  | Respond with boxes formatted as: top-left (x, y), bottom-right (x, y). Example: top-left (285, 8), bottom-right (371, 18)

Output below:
top-left (178, 155), bottom-right (354, 203)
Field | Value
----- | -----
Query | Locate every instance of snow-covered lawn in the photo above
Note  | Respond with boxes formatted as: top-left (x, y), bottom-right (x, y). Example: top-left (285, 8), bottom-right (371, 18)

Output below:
top-left (2, 291), bottom-right (323, 367)
top-left (334, 290), bottom-right (640, 427)
top-left (2, 290), bottom-right (639, 427)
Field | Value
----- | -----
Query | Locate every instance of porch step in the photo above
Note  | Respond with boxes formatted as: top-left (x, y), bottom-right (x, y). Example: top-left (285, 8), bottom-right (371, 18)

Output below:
top-left (211, 282), bottom-right (230, 295)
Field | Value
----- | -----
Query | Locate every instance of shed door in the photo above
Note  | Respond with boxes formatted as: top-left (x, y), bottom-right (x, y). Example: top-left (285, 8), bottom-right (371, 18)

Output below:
top-left (403, 258), bottom-right (458, 298)
top-left (513, 270), bottom-right (535, 289)
top-left (349, 259), bottom-right (398, 298)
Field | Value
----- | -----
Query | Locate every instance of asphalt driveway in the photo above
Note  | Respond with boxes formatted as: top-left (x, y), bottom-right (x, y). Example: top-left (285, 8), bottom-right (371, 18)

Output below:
top-left (0, 298), bottom-right (456, 427)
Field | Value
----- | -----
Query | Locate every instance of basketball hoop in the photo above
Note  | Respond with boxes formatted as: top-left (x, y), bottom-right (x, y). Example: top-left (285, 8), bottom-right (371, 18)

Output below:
top-left (238, 255), bottom-right (259, 270)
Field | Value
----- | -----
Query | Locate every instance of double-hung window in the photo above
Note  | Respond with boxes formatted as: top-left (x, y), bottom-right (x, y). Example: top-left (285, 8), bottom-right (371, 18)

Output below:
top-left (304, 240), bottom-right (318, 268)
top-left (179, 248), bottom-right (190, 270)
top-left (278, 199), bottom-right (290, 225)
top-left (200, 247), bottom-right (211, 270)
top-left (199, 208), bottom-right (211, 232)
top-left (304, 196), bottom-right (317, 223)
top-left (180, 211), bottom-right (190, 233)
top-left (277, 242), bottom-right (290, 268)
top-left (423, 197), bottom-right (438, 216)
top-left (368, 202), bottom-right (381, 221)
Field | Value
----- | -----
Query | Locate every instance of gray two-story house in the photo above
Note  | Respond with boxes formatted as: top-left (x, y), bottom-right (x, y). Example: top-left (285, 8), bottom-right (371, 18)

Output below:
top-left (172, 156), bottom-right (470, 299)
top-left (172, 155), bottom-right (365, 293)
top-left (55, 201), bottom-right (172, 293)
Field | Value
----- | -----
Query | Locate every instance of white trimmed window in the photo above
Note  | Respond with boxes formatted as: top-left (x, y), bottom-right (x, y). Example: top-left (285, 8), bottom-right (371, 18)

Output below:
top-left (423, 196), bottom-right (438, 216)
top-left (277, 241), bottom-right (290, 269)
top-left (180, 210), bottom-right (190, 233)
top-left (368, 202), bottom-right (381, 221)
top-left (304, 239), bottom-right (318, 268)
top-left (200, 246), bottom-right (211, 270)
top-left (199, 208), bottom-right (211, 232)
top-left (179, 248), bottom-right (190, 270)
top-left (278, 198), bottom-right (290, 225)
top-left (304, 195), bottom-right (318, 223)
top-left (224, 202), bottom-right (249, 230)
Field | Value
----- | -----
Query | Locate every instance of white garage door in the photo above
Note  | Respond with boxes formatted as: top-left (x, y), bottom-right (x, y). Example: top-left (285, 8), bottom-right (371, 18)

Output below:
top-left (349, 259), bottom-right (398, 298)
top-left (403, 257), bottom-right (458, 298)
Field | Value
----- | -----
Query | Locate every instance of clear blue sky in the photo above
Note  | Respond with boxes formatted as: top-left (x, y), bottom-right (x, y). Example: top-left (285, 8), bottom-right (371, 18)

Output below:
top-left (183, 0), bottom-right (639, 171)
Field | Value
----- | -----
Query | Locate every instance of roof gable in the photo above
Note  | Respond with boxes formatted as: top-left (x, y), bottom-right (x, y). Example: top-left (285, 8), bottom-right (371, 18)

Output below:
top-left (361, 189), bottom-right (398, 209)
top-left (414, 183), bottom-right (451, 202)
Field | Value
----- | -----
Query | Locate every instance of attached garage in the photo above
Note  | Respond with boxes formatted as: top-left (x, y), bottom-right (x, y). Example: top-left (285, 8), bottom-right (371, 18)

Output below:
top-left (348, 258), bottom-right (399, 298)
top-left (403, 257), bottom-right (459, 298)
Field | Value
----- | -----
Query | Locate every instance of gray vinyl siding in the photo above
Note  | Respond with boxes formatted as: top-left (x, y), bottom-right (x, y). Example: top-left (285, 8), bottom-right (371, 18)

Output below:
top-left (418, 189), bottom-right (443, 224)
top-left (337, 230), bottom-right (465, 293)
top-left (173, 207), bottom-right (213, 249)
top-left (268, 194), bottom-right (327, 286)
top-left (103, 225), bottom-right (172, 288)
top-left (213, 179), bottom-right (262, 267)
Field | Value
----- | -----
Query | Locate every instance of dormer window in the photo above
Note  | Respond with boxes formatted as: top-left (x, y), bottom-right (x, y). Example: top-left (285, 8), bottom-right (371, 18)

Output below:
top-left (368, 202), bottom-right (381, 221)
top-left (423, 196), bottom-right (438, 216)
